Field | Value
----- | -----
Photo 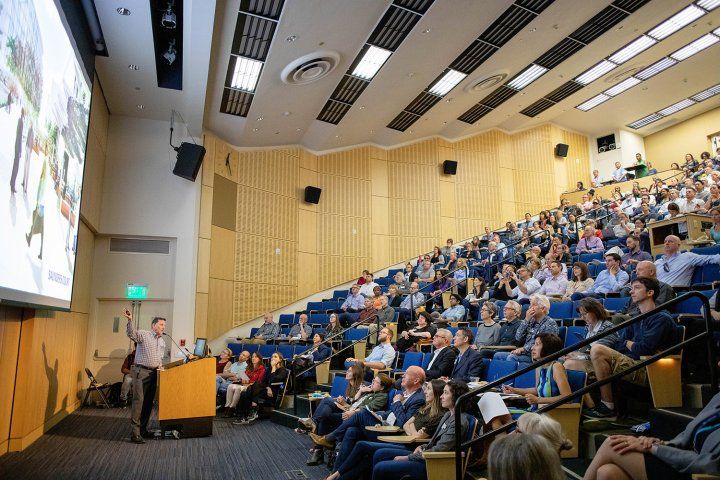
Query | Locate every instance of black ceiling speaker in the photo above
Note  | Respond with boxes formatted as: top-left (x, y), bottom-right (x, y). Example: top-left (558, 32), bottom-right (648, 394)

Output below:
top-left (555, 143), bottom-right (569, 157)
top-left (442, 160), bottom-right (458, 175)
top-left (304, 186), bottom-right (322, 204)
top-left (172, 142), bottom-right (206, 181)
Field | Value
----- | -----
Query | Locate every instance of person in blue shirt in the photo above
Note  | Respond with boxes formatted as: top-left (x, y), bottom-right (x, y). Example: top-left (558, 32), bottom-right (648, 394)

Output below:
top-left (571, 253), bottom-right (630, 301)
top-left (584, 277), bottom-right (678, 420)
top-left (440, 294), bottom-right (466, 323)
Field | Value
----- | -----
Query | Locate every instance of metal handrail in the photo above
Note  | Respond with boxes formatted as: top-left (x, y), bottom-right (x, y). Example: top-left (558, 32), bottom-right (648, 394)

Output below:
top-left (450, 290), bottom-right (717, 479)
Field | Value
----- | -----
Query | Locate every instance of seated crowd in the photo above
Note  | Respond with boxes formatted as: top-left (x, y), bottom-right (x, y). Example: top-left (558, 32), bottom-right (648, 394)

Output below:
top-left (210, 152), bottom-right (720, 479)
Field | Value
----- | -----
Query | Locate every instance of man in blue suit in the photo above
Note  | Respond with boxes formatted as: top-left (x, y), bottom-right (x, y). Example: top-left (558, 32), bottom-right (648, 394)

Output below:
top-left (310, 366), bottom-right (426, 468)
top-left (451, 328), bottom-right (484, 382)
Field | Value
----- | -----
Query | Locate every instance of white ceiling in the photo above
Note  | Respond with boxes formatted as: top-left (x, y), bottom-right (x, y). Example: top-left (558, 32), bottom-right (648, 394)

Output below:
top-left (95, 0), bottom-right (720, 152)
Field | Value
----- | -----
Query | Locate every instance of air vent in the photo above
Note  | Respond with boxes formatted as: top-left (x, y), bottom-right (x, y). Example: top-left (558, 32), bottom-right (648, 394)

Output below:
top-left (612, 0), bottom-right (651, 13)
top-left (221, 88), bottom-right (254, 116)
top-left (520, 98), bottom-right (556, 117)
top-left (240, 0), bottom-right (284, 19)
top-left (316, 100), bottom-right (351, 125)
top-left (388, 111), bottom-right (421, 131)
top-left (109, 238), bottom-right (171, 255)
top-left (405, 91), bottom-right (443, 115)
top-left (535, 38), bottom-right (585, 69)
top-left (231, 14), bottom-right (276, 60)
top-left (458, 104), bottom-right (493, 124)
top-left (480, 5), bottom-right (537, 46)
top-left (544, 80), bottom-right (584, 103)
top-left (480, 85), bottom-right (518, 109)
top-left (330, 75), bottom-right (370, 104)
top-left (394, 0), bottom-right (434, 14)
top-left (570, 6), bottom-right (628, 44)
top-left (281, 51), bottom-right (340, 85)
top-left (465, 72), bottom-right (509, 92)
top-left (368, 5), bottom-right (422, 51)
top-left (450, 40), bottom-right (498, 74)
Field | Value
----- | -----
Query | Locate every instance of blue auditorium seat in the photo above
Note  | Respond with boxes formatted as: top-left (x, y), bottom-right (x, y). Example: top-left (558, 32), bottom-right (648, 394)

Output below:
top-left (514, 368), bottom-right (537, 389)
top-left (258, 344), bottom-right (276, 358)
top-left (279, 313), bottom-right (295, 325)
top-left (392, 352), bottom-right (423, 377)
top-left (549, 302), bottom-right (573, 320)
top-left (227, 342), bottom-right (243, 355)
top-left (306, 301), bottom-right (324, 312)
top-left (486, 359), bottom-right (518, 385)
top-left (329, 375), bottom-right (349, 396)
top-left (564, 326), bottom-right (586, 349)
top-left (603, 297), bottom-right (630, 312)
top-left (579, 253), bottom-right (604, 263)
top-left (276, 344), bottom-right (294, 360)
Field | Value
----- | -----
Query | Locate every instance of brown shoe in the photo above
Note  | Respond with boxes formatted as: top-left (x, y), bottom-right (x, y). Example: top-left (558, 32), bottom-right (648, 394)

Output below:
top-left (299, 417), bottom-right (316, 433)
top-left (310, 433), bottom-right (335, 449)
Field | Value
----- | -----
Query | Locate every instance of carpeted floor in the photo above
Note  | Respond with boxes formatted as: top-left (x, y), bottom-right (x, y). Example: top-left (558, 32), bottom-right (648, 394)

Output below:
top-left (0, 407), bottom-right (330, 480)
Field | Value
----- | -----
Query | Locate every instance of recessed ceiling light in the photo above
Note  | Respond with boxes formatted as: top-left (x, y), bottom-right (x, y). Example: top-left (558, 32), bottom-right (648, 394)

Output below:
top-left (529, 28), bottom-right (537, 32)
top-left (670, 33), bottom-right (719, 61)
top-left (657, 98), bottom-right (695, 116)
top-left (296, 128), bottom-right (301, 132)
top-left (359, 105), bottom-right (366, 110)
top-left (407, 72), bottom-right (415, 78)
top-left (285, 35), bottom-right (297, 42)
top-left (422, 27), bottom-right (431, 34)
top-left (134, 86), bottom-right (141, 91)
top-left (117, 7), bottom-right (131, 15)
top-left (256, 116), bottom-right (263, 121)
top-left (335, 135), bottom-right (340, 138)
top-left (576, 93), bottom-right (610, 111)
top-left (230, 56), bottom-right (263, 92)
top-left (408, 130), bottom-right (413, 134)
top-left (252, 128), bottom-right (259, 132)
top-left (282, 111), bottom-right (291, 116)
top-left (648, 5), bottom-right (705, 40)
top-left (634, 57), bottom-right (677, 80)
top-left (608, 35), bottom-right (656, 64)
top-left (351, 45), bottom-right (392, 80)
top-left (275, 131), bottom-right (280, 134)
top-left (691, 83), bottom-right (720, 101)
top-left (628, 113), bottom-right (662, 129)
top-left (369, 129), bottom-right (375, 134)
top-left (697, 0), bottom-right (720, 11)
top-left (575, 60), bottom-right (617, 85)
top-left (507, 64), bottom-right (548, 90)
top-left (429, 69), bottom-right (466, 96)
top-left (443, 121), bottom-right (447, 124)
top-left (128, 64), bottom-right (139, 70)
top-left (136, 104), bottom-right (144, 110)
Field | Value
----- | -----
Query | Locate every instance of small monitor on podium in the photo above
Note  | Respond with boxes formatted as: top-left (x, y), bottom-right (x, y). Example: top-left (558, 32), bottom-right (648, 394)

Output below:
top-left (193, 338), bottom-right (207, 357)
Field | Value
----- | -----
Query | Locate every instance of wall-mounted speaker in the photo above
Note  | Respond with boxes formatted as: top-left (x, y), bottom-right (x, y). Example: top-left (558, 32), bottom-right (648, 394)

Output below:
top-left (172, 142), bottom-right (206, 181)
top-left (555, 143), bottom-right (569, 157)
top-left (442, 160), bottom-right (458, 175)
top-left (304, 186), bottom-right (322, 204)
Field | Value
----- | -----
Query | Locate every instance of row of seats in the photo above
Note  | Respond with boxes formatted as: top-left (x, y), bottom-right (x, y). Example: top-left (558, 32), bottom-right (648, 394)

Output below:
top-left (227, 343), bottom-right (311, 359)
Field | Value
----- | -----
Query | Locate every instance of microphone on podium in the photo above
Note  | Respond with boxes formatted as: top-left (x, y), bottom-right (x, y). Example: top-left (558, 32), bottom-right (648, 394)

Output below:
top-left (163, 333), bottom-right (190, 361)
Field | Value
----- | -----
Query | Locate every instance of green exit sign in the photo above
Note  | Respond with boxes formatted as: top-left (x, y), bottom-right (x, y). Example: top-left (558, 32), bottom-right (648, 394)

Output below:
top-left (126, 283), bottom-right (148, 299)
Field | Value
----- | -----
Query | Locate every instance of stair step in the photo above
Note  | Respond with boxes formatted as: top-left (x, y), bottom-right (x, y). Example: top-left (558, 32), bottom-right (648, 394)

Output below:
top-left (648, 406), bottom-right (700, 440)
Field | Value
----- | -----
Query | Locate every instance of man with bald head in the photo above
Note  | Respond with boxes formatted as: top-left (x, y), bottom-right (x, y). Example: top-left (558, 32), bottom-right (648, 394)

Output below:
top-left (655, 235), bottom-right (720, 287)
top-left (310, 365), bottom-right (426, 465)
top-left (613, 260), bottom-right (675, 323)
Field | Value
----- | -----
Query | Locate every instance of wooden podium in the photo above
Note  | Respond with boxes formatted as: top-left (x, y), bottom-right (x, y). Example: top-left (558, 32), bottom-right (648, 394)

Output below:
top-left (648, 213), bottom-right (713, 257)
top-left (158, 357), bottom-right (215, 437)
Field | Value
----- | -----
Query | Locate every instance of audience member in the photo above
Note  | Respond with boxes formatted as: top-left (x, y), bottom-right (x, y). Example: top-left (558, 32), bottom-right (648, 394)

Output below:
top-left (398, 282), bottom-right (425, 331)
top-left (656, 235), bottom-right (720, 287)
top-left (488, 433), bottom-right (565, 480)
top-left (386, 284), bottom-right (403, 307)
top-left (491, 264), bottom-right (518, 301)
top-left (452, 328), bottom-right (484, 382)
top-left (216, 348), bottom-right (232, 373)
top-left (510, 266), bottom-right (541, 304)
top-left (345, 327), bottom-right (396, 372)
top-left (430, 246), bottom-right (445, 265)
top-left (426, 269), bottom-right (451, 311)
top-left (340, 285), bottom-right (365, 316)
top-left (538, 260), bottom-right (569, 301)
top-left (393, 272), bottom-right (411, 294)
top-left (288, 314), bottom-right (312, 343)
top-left (233, 352), bottom-right (288, 424)
top-left (473, 302), bottom-right (501, 349)
top-left (571, 253), bottom-right (629, 300)
top-left (396, 311), bottom-right (436, 352)
top-left (223, 351), bottom-right (266, 415)
top-left (612, 161), bottom-right (628, 183)
top-left (576, 225), bottom-right (605, 253)
top-left (495, 294), bottom-right (558, 363)
top-left (562, 262), bottom-right (594, 301)
top-left (424, 328), bottom-right (457, 380)
top-left (584, 278), bottom-right (678, 419)
top-left (216, 350), bottom-right (249, 396)
top-left (616, 261), bottom-right (675, 321)
top-left (120, 346), bottom-right (136, 405)
top-left (621, 235), bottom-right (651, 267)
top-left (465, 276), bottom-right (489, 320)
top-left (439, 294), bottom-right (466, 323)
top-left (248, 313), bottom-right (280, 343)
top-left (358, 273), bottom-right (378, 297)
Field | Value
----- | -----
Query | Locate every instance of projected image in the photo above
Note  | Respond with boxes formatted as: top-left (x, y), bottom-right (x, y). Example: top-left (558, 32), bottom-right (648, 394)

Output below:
top-left (0, 0), bottom-right (90, 308)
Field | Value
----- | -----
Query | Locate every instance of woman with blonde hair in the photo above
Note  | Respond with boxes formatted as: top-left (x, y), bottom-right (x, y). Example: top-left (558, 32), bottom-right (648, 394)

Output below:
top-left (488, 433), bottom-right (565, 480)
top-left (517, 412), bottom-right (573, 453)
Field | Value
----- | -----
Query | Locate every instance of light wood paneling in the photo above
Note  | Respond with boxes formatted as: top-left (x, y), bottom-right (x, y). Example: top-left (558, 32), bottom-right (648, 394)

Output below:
top-left (212, 175), bottom-right (238, 231)
top-left (194, 292), bottom-right (208, 338)
top-left (201, 134), bottom-right (215, 187)
top-left (297, 252), bottom-right (319, 298)
top-left (210, 225), bottom-right (236, 281)
top-left (371, 235), bottom-right (390, 272)
top-left (0, 307), bottom-right (22, 455)
top-left (371, 197), bottom-right (389, 235)
top-left (208, 278), bottom-right (234, 340)
top-left (199, 185), bottom-right (213, 239)
top-left (197, 238), bottom-right (210, 294)
top-left (298, 209), bottom-right (318, 253)
top-left (370, 159), bottom-right (388, 197)
top-left (213, 138), bottom-right (239, 182)
top-left (439, 181), bottom-right (456, 218)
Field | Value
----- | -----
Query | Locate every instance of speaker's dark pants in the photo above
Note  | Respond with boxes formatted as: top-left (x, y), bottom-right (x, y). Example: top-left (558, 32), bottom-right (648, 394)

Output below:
top-left (130, 365), bottom-right (157, 437)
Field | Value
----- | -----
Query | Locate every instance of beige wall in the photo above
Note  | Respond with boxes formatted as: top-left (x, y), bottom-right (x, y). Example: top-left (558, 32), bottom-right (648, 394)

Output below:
top-left (0, 77), bottom-right (107, 454)
top-left (644, 106), bottom-right (720, 171)
top-left (196, 125), bottom-right (590, 339)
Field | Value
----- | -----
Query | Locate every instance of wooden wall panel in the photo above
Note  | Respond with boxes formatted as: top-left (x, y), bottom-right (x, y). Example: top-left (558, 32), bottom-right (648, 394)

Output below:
top-left (209, 225), bottom-right (236, 281)
top-left (0, 307), bottom-right (22, 455)
top-left (208, 278), bottom-right (234, 339)
top-left (562, 129), bottom-right (591, 191)
top-left (238, 150), bottom-right (298, 197)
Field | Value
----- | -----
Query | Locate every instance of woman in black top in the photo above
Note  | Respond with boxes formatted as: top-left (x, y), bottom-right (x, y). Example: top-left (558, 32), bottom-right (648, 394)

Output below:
top-left (233, 352), bottom-right (288, 424)
top-left (396, 311), bottom-right (436, 352)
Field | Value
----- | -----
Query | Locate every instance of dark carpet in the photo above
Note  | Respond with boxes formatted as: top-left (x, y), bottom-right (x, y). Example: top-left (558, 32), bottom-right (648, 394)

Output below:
top-left (0, 407), bottom-right (329, 480)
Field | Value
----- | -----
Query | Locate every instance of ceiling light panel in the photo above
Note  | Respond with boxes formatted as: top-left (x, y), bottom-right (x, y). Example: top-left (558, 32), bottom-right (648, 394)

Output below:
top-left (318, 1), bottom-right (435, 125)
top-left (634, 57), bottom-right (677, 80)
top-left (575, 60), bottom-right (617, 85)
top-left (608, 35), bottom-right (656, 64)
top-left (604, 77), bottom-right (641, 96)
top-left (351, 46), bottom-right (392, 80)
top-left (507, 64), bottom-right (548, 90)
top-left (576, 93), bottom-right (610, 111)
top-left (690, 84), bottom-right (720, 101)
top-left (697, 0), bottom-right (720, 10)
top-left (648, 5), bottom-right (705, 40)
top-left (669, 33), bottom-right (719, 60)
top-left (221, 2), bottom-right (286, 117)
top-left (628, 113), bottom-right (663, 129)
top-left (658, 98), bottom-right (696, 116)
top-left (392, 0), bottom-right (555, 130)
top-left (428, 69), bottom-right (467, 96)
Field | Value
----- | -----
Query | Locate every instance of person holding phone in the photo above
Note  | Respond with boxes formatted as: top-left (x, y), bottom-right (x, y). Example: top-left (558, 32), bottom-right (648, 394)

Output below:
top-left (123, 309), bottom-right (166, 444)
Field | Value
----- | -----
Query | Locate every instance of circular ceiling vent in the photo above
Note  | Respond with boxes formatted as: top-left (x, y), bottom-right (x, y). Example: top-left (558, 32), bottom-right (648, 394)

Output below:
top-left (604, 64), bottom-right (644, 83)
top-left (281, 51), bottom-right (340, 85)
top-left (465, 71), bottom-right (509, 93)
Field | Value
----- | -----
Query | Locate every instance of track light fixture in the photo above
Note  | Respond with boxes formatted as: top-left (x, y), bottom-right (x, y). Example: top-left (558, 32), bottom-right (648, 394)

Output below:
top-left (161, 1), bottom-right (177, 29)
top-left (163, 39), bottom-right (177, 65)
